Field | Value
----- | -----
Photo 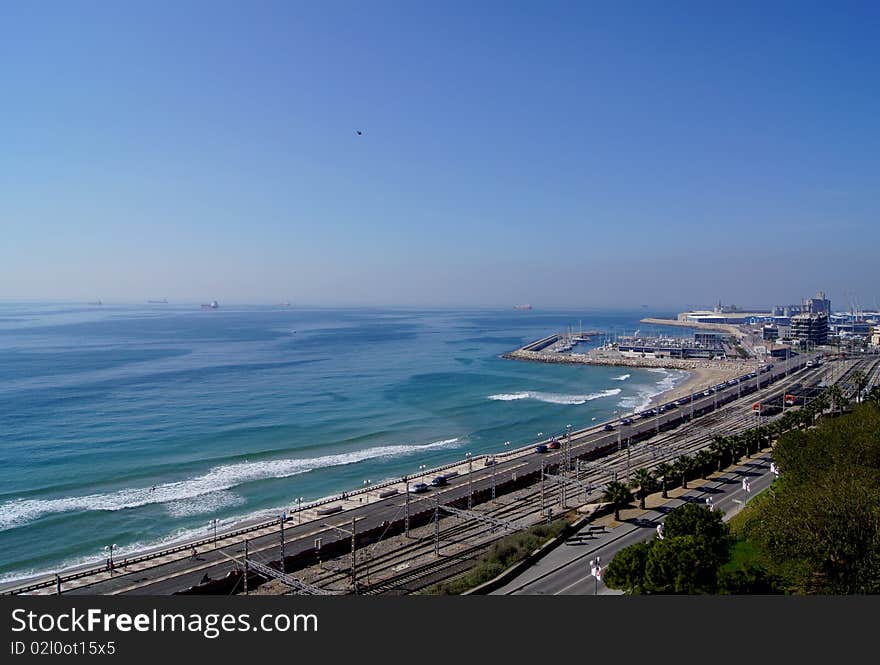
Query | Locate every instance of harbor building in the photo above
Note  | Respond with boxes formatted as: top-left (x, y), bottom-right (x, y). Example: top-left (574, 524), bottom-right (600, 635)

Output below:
top-left (790, 312), bottom-right (829, 346)
top-left (804, 291), bottom-right (832, 316)
top-left (762, 325), bottom-right (779, 342)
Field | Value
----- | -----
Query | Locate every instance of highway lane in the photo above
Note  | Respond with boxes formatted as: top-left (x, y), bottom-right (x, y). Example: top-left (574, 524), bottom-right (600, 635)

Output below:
top-left (494, 453), bottom-right (778, 595)
top-left (8, 355), bottom-right (820, 595)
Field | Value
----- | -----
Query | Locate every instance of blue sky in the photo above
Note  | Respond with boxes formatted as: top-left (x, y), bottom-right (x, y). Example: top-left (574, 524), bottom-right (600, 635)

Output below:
top-left (1, 1), bottom-right (878, 309)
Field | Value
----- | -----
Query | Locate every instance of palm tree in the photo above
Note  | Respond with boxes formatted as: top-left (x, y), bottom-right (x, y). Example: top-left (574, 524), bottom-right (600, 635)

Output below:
top-left (694, 450), bottom-right (715, 479)
top-left (709, 437), bottom-right (729, 471)
top-left (653, 462), bottom-right (673, 499)
top-left (851, 370), bottom-right (867, 403)
top-left (673, 456), bottom-right (694, 490)
top-left (629, 468), bottom-right (657, 509)
top-left (602, 481), bottom-right (633, 521)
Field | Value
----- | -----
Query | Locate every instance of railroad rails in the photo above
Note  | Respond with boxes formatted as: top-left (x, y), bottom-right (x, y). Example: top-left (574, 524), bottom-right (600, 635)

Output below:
top-left (277, 360), bottom-right (858, 595)
top-left (8, 355), bottom-right (872, 596)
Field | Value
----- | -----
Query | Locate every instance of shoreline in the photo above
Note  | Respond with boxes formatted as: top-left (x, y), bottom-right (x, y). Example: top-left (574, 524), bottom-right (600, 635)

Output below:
top-left (648, 365), bottom-right (747, 408)
top-left (502, 348), bottom-right (760, 412)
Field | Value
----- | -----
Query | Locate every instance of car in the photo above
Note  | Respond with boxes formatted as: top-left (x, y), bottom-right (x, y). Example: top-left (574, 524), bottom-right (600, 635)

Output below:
top-left (603, 424), bottom-right (614, 431)
top-left (703, 390), bottom-right (711, 397)
top-left (806, 360), bottom-right (814, 367)
top-left (483, 457), bottom-right (497, 466)
top-left (621, 418), bottom-right (634, 426)
top-left (430, 476), bottom-right (448, 487)
top-left (535, 443), bottom-right (549, 453)
top-left (547, 439), bottom-right (561, 450)
top-left (673, 400), bottom-right (684, 407)
top-left (639, 410), bottom-right (655, 419)
top-left (411, 482), bottom-right (429, 493)
top-left (667, 402), bottom-right (678, 409)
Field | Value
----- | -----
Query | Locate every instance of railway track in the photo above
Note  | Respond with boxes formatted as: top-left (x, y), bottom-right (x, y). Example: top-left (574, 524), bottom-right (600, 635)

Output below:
top-left (290, 362), bottom-right (847, 594)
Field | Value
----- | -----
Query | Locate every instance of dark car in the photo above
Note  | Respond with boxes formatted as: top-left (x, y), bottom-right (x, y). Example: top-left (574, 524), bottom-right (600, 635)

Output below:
top-left (535, 443), bottom-right (549, 453)
top-left (547, 439), bottom-right (561, 450)
top-left (603, 424), bottom-right (614, 431)
top-left (667, 402), bottom-right (678, 409)
top-left (430, 476), bottom-right (448, 487)
top-left (621, 418), bottom-right (634, 426)
top-left (411, 482), bottom-right (429, 493)
top-left (483, 457), bottom-right (497, 466)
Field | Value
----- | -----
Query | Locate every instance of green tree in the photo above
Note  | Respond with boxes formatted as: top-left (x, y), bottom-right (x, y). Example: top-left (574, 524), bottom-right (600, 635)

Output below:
top-left (602, 540), bottom-right (651, 594)
top-left (643, 534), bottom-right (723, 594)
top-left (851, 370), bottom-right (867, 403)
top-left (602, 480), bottom-right (633, 521)
top-left (663, 502), bottom-right (729, 560)
top-left (673, 456), bottom-right (694, 490)
top-left (694, 450), bottom-right (715, 479)
top-left (653, 463), bottom-right (673, 498)
top-left (629, 468), bottom-right (657, 510)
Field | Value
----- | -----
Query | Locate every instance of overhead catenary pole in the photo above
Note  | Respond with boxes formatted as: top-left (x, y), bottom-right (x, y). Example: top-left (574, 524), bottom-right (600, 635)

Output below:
top-left (467, 453), bottom-right (473, 509)
top-left (244, 539), bottom-right (249, 595)
top-left (540, 460), bottom-right (545, 512)
top-left (279, 514), bottom-right (286, 574)
top-left (350, 517), bottom-right (357, 590)
top-left (434, 496), bottom-right (440, 557)
top-left (405, 478), bottom-right (410, 536)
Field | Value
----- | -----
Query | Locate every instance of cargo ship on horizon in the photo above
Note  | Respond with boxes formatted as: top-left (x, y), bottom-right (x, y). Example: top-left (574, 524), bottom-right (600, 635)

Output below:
top-left (513, 304), bottom-right (533, 310)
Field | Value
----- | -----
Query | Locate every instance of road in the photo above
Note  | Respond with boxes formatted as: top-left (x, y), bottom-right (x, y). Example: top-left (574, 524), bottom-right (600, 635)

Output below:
top-left (2, 354), bottom-right (835, 595)
top-left (493, 452), bottom-right (778, 595)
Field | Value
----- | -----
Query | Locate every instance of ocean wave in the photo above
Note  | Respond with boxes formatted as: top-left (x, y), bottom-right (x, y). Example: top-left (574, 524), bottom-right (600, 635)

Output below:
top-left (0, 438), bottom-right (460, 532)
top-left (611, 374), bottom-right (631, 381)
top-left (488, 389), bottom-right (621, 405)
top-left (617, 369), bottom-right (689, 413)
top-left (164, 490), bottom-right (246, 518)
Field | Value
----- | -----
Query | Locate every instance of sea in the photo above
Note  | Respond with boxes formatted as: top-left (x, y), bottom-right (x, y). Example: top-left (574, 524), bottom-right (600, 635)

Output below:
top-left (0, 304), bottom-right (689, 581)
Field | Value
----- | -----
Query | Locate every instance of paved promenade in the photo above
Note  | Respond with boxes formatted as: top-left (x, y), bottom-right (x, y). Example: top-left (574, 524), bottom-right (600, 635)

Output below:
top-left (493, 452), bottom-right (776, 595)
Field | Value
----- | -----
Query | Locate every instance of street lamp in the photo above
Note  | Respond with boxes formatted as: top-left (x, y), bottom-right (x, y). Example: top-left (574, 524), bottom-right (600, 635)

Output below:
top-left (103, 544), bottom-right (118, 572)
top-left (297, 496), bottom-right (304, 524)
top-left (209, 518), bottom-right (219, 542)
top-left (589, 556), bottom-right (602, 595)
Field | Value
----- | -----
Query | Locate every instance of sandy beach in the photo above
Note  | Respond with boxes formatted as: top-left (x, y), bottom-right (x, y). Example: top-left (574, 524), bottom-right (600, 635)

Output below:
top-left (652, 365), bottom-right (749, 407)
top-left (503, 347), bottom-right (760, 410)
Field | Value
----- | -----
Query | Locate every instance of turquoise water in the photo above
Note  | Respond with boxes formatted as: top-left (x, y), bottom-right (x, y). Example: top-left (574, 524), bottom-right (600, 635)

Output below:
top-left (0, 304), bottom-right (687, 579)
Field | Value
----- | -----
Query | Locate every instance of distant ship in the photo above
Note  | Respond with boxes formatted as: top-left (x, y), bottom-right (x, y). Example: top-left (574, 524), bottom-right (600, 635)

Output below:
top-left (280, 301), bottom-right (291, 307)
top-left (147, 299), bottom-right (168, 304)
top-left (513, 304), bottom-right (532, 310)
top-left (88, 299), bottom-right (102, 306)
top-left (200, 300), bottom-right (219, 309)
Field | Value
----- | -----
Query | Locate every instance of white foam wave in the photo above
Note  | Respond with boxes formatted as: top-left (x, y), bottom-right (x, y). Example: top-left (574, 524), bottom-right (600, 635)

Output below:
top-left (0, 438), bottom-right (460, 531)
top-left (488, 389), bottom-right (621, 405)
top-left (617, 369), bottom-right (690, 413)
top-left (164, 490), bottom-right (245, 518)
top-left (611, 374), bottom-right (631, 381)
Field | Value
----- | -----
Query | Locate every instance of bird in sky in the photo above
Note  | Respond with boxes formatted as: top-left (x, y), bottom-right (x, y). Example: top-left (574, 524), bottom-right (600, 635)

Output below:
top-left (355, 130), bottom-right (363, 136)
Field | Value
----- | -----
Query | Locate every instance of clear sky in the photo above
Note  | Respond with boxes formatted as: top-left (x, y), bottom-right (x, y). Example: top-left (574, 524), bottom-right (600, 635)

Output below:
top-left (1, 1), bottom-right (878, 310)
